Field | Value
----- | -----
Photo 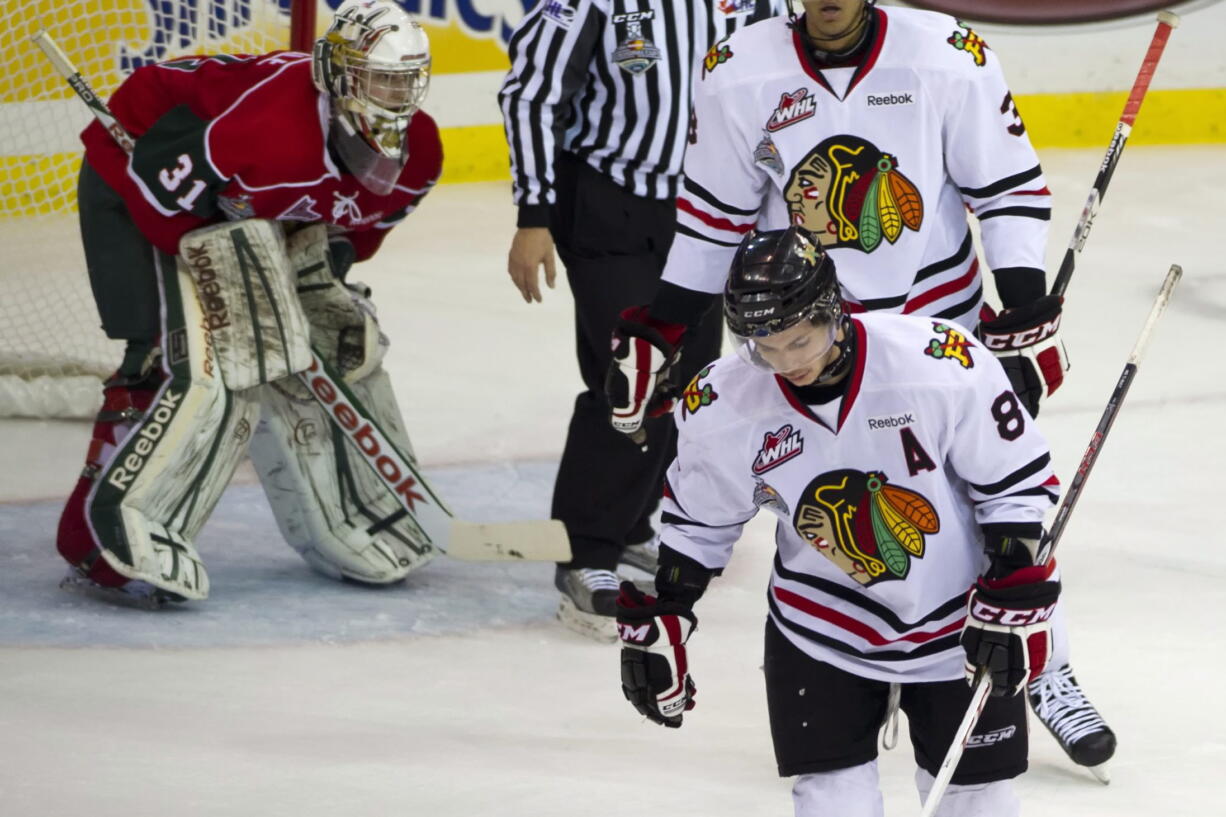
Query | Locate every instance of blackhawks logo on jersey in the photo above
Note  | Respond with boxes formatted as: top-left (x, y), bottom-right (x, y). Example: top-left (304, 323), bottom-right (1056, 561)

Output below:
top-left (925, 322), bottom-right (975, 368)
top-left (793, 469), bottom-right (939, 586)
top-left (947, 22), bottom-right (989, 67)
top-left (785, 136), bottom-right (923, 253)
top-left (681, 365), bottom-right (718, 420)
top-left (702, 40), bottom-right (733, 76)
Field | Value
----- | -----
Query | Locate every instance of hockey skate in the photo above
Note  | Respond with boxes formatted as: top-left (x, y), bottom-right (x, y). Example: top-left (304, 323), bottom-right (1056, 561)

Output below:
top-left (1029, 664), bottom-right (1117, 783)
top-left (59, 571), bottom-right (187, 610)
top-left (555, 566), bottom-right (619, 643)
top-left (617, 537), bottom-right (659, 594)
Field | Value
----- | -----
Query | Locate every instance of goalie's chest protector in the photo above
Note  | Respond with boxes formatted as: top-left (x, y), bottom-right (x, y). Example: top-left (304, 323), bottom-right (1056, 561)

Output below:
top-left (690, 8), bottom-right (1028, 317)
top-left (673, 314), bottom-right (1048, 682)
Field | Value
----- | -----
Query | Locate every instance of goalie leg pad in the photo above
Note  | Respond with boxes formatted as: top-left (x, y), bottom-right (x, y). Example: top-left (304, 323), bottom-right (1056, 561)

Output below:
top-left (178, 218), bottom-right (313, 390)
top-left (250, 366), bottom-right (435, 584)
top-left (56, 257), bottom-right (260, 600)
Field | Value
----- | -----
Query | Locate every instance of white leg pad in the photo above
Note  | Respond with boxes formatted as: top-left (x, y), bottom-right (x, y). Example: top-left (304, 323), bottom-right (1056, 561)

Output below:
top-left (792, 762), bottom-right (884, 817)
top-left (87, 259), bottom-right (260, 600)
top-left (915, 768), bottom-right (1019, 817)
top-left (178, 218), bottom-right (312, 390)
top-left (250, 366), bottom-right (435, 583)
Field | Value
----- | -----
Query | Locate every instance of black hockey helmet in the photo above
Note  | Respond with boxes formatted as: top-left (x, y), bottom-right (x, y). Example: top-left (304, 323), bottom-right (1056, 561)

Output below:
top-left (724, 226), bottom-right (841, 338)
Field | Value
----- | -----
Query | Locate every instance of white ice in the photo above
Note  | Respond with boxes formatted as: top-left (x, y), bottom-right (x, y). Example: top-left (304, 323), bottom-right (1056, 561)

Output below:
top-left (1, 146), bottom-right (1224, 816)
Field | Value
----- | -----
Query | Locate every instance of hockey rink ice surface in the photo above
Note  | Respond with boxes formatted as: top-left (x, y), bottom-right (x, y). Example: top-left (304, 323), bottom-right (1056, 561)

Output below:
top-left (1, 147), bottom-right (1223, 816)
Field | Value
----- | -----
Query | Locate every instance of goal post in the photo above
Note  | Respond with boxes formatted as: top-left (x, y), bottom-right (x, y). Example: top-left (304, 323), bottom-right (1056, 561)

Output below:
top-left (0, 0), bottom-right (313, 418)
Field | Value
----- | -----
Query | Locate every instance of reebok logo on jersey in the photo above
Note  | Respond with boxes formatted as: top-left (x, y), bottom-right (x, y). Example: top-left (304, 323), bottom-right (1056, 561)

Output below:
top-left (967, 725), bottom-right (1017, 748)
top-left (867, 413), bottom-right (915, 430)
top-left (752, 424), bottom-right (803, 474)
top-left (765, 88), bottom-right (816, 132)
top-left (866, 93), bottom-right (914, 107)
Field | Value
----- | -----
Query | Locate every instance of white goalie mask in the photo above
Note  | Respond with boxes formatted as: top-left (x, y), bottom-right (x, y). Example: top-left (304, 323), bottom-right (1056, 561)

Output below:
top-left (312, 0), bottom-right (431, 194)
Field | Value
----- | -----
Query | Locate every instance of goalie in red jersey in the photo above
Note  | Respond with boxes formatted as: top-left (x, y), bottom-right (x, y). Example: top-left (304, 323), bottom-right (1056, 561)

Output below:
top-left (57, 0), bottom-right (443, 605)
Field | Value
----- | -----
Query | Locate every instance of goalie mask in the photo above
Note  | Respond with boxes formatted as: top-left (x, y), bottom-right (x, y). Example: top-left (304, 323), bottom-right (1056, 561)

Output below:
top-left (724, 227), bottom-right (851, 384)
top-left (312, 0), bottom-right (431, 195)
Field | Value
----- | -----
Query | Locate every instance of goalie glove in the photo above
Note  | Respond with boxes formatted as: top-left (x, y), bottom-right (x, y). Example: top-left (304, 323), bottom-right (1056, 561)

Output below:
top-left (961, 563), bottom-right (1060, 698)
top-left (605, 306), bottom-right (685, 436)
top-left (617, 582), bottom-right (697, 728)
top-left (977, 295), bottom-right (1069, 417)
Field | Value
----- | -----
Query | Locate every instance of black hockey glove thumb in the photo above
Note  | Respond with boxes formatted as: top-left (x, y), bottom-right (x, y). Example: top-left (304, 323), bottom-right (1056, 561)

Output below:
top-left (606, 306), bottom-right (686, 437)
top-left (617, 581), bottom-right (697, 728)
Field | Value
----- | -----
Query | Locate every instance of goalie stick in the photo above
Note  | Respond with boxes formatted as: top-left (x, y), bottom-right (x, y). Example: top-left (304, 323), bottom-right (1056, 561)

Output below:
top-left (33, 30), bottom-right (569, 564)
top-left (921, 263), bottom-right (1184, 816)
top-left (1051, 10), bottom-right (1179, 298)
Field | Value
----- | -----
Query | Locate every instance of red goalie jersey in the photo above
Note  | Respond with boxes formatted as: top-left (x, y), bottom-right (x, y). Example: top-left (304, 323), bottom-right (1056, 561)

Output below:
top-left (81, 51), bottom-right (442, 260)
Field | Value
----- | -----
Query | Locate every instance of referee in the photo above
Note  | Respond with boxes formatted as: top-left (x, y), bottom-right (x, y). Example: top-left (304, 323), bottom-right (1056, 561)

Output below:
top-left (499, 0), bottom-right (786, 635)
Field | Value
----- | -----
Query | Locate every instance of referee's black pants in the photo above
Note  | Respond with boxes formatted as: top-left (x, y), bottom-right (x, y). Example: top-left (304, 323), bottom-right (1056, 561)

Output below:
top-left (548, 154), bottom-right (723, 570)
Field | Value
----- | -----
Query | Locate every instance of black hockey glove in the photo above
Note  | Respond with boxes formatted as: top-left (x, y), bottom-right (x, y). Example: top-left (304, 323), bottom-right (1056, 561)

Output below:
top-left (606, 306), bottom-right (685, 436)
top-left (617, 581), bottom-right (697, 728)
top-left (977, 295), bottom-right (1069, 418)
top-left (961, 564), bottom-right (1061, 697)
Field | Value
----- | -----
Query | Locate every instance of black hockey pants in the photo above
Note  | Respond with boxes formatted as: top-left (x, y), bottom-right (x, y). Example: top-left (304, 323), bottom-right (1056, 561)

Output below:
top-left (548, 154), bottom-right (723, 570)
top-left (77, 161), bottom-right (169, 375)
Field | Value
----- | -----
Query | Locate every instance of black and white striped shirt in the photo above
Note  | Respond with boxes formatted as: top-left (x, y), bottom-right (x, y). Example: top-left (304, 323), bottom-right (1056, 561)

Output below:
top-left (499, 0), bottom-right (786, 224)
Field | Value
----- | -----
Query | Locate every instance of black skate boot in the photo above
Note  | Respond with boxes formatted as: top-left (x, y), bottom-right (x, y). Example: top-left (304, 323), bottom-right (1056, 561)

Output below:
top-left (1029, 664), bottom-right (1117, 783)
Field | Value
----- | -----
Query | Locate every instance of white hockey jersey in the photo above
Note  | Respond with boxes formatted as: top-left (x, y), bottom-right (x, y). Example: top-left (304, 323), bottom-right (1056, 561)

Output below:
top-left (666, 7), bottom-right (1052, 328)
top-left (661, 314), bottom-right (1059, 683)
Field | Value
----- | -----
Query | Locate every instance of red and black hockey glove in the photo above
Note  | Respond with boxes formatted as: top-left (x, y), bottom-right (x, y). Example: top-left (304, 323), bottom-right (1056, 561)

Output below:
top-left (977, 294), bottom-right (1069, 417)
top-left (617, 581), bottom-right (697, 728)
top-left (961, 563), bottom-right (1061, 697)
top-left (605, 306), bottom-right (685, 436)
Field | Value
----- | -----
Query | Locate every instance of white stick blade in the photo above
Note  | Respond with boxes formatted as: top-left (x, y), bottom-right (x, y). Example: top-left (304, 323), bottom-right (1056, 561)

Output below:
top-left (447, 520), bottom-right (571, 562)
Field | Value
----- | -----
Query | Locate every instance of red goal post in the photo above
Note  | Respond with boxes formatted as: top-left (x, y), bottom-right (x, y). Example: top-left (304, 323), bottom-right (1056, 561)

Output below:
top-left (0, 0), bottom-right (314, 418)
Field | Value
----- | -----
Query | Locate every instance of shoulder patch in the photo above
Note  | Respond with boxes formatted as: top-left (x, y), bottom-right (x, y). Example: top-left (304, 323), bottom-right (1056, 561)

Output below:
top-left (541, 1), bottom-right (575, 28)
top-left (947, 22), bottom-right (989, 67)
top-left (681, 365), bottom-right (719, 420)
top-left (702, 39), bottom-right (734, 77)
top-left (924, 322), bottom-right (975, 368)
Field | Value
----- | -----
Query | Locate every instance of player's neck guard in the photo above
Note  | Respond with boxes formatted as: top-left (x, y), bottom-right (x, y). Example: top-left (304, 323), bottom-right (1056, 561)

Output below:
top-left (792, 2), bottom-right (876, 64)
top-left (330, 109), bottom-right (407, 196)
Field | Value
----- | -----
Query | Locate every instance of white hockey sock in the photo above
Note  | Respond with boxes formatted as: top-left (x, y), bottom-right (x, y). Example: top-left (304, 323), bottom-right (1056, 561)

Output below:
top-left (914, 767), bottom-right (1019, 817)
top-left (792, 762), bottom-right (884, 817)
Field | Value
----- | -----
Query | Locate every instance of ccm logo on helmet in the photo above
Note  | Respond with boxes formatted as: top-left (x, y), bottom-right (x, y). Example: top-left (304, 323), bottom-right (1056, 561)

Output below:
top-left (981, 315), bottom-right (1060, 351)
top-left (743, 308), bottom-right (776, 319)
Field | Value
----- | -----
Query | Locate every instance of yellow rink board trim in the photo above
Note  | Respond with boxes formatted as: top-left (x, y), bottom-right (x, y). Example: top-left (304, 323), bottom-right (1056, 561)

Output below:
top-left (3, 87), bottom-right (1223, 217)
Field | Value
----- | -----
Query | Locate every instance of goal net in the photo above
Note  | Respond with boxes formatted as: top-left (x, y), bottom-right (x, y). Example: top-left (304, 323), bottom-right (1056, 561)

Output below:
top-left (0, 0), bottom-right (301, 418)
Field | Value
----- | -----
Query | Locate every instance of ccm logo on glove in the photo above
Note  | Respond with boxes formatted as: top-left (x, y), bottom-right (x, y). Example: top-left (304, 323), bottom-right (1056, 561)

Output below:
top-left (969, 598), bottom-right (1057, 627)
top-left (980, 314), bottom-right (1061, 351)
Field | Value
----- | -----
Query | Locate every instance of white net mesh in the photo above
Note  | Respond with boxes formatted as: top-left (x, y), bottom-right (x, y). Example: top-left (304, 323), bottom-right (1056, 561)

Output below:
top-left (0, 0), bottom-right (296, 418)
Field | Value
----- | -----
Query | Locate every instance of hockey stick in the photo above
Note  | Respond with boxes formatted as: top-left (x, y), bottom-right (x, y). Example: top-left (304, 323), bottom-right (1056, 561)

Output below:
top-left (32, 30), bottom-right (570, 563)
top-left (1050, 10), bottom-right (1179, 298)
top-left (1043, 263), bottom-right (1182, 557)
top-left (921, 264), bottom-right (1183, 815)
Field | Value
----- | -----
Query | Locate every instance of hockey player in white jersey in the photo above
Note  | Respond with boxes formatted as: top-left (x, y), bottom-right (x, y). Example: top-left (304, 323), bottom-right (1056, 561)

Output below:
top-left (604, 0), bottom-right (1114, 772)
top-left (615, 228), bottom-right (1060, 816)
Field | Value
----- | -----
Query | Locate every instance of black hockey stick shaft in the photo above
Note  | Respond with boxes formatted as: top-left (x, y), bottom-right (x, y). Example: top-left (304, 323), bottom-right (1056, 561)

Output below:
top-left (30, 30), bottom-right (570, 562)
top-left (1050, 11), bottom-right (1179, 298)
top-left (1043, 264), bottom-right (1182, 559)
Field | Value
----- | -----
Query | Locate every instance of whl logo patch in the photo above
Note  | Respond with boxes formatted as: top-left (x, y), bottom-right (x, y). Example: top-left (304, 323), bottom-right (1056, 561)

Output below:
top-left (766, 88), bottom-right (816, 132)
top-left (752, 424), bottom-right (803, 475)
